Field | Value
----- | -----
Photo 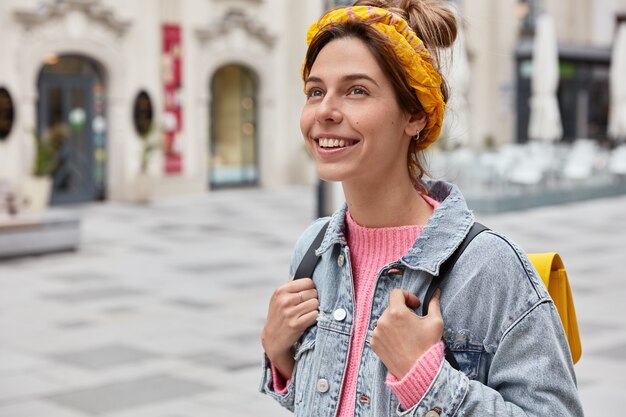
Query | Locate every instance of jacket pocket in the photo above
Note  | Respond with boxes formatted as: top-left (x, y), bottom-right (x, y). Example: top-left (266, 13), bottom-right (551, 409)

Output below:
top-left (444, 330), bottom-right (483, 380)
top-left (294, 325), bottom-right (317, 361)
top-left (448, 348), bottom-right (482, 379)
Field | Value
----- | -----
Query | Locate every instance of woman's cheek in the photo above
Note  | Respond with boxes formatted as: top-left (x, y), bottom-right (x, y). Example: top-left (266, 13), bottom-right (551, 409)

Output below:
top-left (299, 108), bottom-right (314, 139)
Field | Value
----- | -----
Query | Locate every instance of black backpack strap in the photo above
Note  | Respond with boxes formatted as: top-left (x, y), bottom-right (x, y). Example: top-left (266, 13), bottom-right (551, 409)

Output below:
top-left (422, 222), bottom-right (489, 370)
top-left (294, 221), bottom-right (330, 280)
top-left (422, 222), bottom-right (489, 315)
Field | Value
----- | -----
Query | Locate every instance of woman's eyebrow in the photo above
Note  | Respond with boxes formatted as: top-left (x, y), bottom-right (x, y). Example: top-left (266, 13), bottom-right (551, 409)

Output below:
top-left (305, 76), bottom-right (323, 84)
top-left (342, 73), bottom-right (379, 87)
top-left (305, 74), bottom-right (379, 87)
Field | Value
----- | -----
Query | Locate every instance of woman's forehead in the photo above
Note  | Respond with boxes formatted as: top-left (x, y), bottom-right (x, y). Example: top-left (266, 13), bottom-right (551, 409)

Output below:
top-left (309, 37), bottom-right (385, 80)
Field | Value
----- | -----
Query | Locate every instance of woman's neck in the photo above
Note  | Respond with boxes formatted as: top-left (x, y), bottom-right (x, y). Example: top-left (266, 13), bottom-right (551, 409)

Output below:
top-left (342, 175), bottom-right (433, 228)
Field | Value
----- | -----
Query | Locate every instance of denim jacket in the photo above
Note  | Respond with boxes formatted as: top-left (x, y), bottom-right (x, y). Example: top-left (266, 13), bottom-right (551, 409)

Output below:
top-left (260, 181), bottom-right (583, 417)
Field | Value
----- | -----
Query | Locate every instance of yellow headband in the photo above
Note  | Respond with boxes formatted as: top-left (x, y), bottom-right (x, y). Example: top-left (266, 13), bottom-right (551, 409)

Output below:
top-left (305, 6), bottom-right (445, 149)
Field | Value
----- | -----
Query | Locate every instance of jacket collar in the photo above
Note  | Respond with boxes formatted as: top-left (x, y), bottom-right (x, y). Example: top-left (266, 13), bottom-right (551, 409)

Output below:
top-left (400, 181), bottom-right (475, 275)
top-left (315, 204), bottom-right (348, 256)
top-left (315, 181), bottom-right (475, 276)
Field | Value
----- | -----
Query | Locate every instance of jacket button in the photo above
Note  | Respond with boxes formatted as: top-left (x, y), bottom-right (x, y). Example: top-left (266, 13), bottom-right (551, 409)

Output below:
top-left (333, 308), bottom-right (347, 321)
top-left (337, 254), bottom-right (345, 267)
top-left (316, 378), bottom-right (329, 393)
top-left (425, 409), bottom-right (441, 417)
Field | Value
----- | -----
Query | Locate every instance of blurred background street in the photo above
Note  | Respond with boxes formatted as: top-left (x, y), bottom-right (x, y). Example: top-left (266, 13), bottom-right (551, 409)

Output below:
top-left (1, 185), bottom-right (625, 417)
top-left (2, 0), bottom-right (626, 415)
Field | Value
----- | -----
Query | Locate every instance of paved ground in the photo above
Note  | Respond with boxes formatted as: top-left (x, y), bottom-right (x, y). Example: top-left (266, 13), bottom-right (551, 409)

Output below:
top-left (0, 185), bottom-right (624, 417)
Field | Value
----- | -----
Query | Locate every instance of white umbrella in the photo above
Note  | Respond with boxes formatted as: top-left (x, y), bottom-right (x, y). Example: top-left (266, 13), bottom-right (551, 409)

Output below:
top-left (608, 22), bottom-right (626, 142)
top-left (440, 16), bottom-right (471, 149)
top-left (528, 14), bottom-right (563, 142)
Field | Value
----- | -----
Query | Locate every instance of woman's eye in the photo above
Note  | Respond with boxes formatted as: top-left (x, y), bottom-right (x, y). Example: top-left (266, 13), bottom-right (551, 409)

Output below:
top-left (306, 88), bottom-right (324, 98)
top-left (350, 87), bottom-right (367, 95)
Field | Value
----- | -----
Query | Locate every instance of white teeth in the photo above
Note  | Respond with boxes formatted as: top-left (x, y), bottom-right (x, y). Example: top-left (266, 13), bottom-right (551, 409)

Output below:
top-left (318, 138), bottom-right (352, 148)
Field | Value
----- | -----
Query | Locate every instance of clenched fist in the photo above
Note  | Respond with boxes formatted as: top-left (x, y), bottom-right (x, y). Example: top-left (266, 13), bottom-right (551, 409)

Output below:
top-left (261, 278), bottom-right (319, 379)
top-left (370, 288), bottom-right (444, 379)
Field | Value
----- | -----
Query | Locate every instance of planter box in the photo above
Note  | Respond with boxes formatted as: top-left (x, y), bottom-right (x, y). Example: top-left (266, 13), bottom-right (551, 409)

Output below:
top-left (21, 176), bottom-right (52, 212)
top-left (0, 210), bottom-right (81, 259)
top-left (135, 173), bottom-right (155, 203)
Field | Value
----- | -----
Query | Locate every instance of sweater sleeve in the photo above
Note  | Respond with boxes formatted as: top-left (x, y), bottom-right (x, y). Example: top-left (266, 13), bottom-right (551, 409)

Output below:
top-left (386, 341), bottom-right (445, 410)
top-left (270, 363), bottom-right (290, 394)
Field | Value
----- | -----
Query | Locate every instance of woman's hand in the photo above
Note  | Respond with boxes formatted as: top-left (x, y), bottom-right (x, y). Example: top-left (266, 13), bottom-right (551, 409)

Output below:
top-left (370, 289), bottom-right (444, 379)
top-left (261, 278), bottom-right (319, 380)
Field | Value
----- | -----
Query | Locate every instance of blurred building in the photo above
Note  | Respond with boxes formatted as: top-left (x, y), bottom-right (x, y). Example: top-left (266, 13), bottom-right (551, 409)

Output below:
top-left (459, 0), bottom-right (626, 147)
top-left (0, 0), bottom-right (625, 206)
top-left (0, 0), bottom-right (323, 204)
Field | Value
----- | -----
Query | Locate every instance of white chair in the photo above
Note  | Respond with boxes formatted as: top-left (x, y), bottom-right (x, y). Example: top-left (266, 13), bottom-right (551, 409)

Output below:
top-left (509, 160), bottom-right (545, 185)
top-left (608, 144), bottom-right (626, 175)
top-left (562, 139), bottom-right (597, 180)
top-left (508, 142), bottom-right (555, 186)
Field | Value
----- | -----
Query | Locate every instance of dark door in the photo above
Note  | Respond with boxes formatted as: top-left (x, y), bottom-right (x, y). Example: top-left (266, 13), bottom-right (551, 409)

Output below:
top-left (38, 73), bottom-right (98, 204)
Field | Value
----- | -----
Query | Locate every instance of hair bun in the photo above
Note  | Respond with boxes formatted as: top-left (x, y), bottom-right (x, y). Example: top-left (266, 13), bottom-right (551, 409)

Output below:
top-left (353, 0), bottom-right (457, 50)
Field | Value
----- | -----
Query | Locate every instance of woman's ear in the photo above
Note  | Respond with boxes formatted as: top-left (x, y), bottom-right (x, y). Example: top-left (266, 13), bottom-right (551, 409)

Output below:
top-left (404, 110), bottom-right (427, 137)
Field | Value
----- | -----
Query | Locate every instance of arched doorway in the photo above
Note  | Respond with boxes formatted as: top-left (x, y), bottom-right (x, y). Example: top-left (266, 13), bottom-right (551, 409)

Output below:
top-left (37, 54), bottom-right (107, 204)
top-left (209, 65), bottom-right (258, 187)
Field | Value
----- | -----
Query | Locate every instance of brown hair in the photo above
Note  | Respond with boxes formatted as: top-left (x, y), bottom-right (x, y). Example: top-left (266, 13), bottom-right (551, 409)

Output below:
top-left (302, 0), bottom-right (457, 192)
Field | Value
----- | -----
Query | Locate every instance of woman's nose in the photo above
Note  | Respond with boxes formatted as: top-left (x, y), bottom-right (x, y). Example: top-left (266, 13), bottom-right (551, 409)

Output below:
top-left (315, 95), bottom-right (343, 124)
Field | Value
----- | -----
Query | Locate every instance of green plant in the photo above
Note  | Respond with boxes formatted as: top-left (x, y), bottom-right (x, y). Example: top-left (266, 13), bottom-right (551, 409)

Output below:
top-left (483, 134), bottom-right (496, 150)
top-left (33, 128), bottom-right (61, 177)
top-left (139, 125), bottom-right (162, 174)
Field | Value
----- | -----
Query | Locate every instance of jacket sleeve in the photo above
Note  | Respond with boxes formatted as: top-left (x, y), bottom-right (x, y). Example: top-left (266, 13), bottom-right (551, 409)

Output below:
top-left (259, 353), bottom-right (296, 412)
top-left (258, 217), bottom-right (330, 412)
top-left (397, 228), bottom-right (582, 417)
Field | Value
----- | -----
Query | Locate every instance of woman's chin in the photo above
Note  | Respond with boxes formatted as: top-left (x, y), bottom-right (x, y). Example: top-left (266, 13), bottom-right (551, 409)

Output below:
top-left (316, 168), bottom-right (346, 183)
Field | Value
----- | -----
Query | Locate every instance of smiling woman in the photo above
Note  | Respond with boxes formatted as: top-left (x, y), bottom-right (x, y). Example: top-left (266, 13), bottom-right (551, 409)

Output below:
top-left (301, 37), bottom-right (419, 190)
top-left (260, 2), bottom-right (583, 417)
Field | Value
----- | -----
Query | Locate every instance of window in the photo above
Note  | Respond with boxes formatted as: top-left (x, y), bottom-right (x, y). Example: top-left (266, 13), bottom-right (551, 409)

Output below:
top-left (0, 87), bottom-right (14, 140)
top-left (133, 91), bottom-right (153, 137)
top-left (210, 65), bottom-right (258, 187)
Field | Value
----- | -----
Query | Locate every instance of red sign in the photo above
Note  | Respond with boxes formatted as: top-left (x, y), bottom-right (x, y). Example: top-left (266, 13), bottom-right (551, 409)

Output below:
top-left (162, 24), bottom-right (183, 174)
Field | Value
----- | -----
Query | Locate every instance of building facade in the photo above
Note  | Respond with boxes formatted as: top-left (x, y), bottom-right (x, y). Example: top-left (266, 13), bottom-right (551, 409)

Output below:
top-left (0, 0), bottom-right (323, 205)
top-left (459, 0), bottom-right (626, 147)
top-left (0, 0), bottom-right (625, 206)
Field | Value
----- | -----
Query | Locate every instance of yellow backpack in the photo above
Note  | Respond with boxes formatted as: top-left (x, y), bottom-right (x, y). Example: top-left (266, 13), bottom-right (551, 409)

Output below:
top-left (527, 253), bottom-right (582, 363)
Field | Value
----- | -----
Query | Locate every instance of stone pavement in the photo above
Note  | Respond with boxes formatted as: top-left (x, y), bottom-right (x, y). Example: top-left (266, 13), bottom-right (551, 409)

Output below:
top-left (0, 185), bottom-right (624, 417)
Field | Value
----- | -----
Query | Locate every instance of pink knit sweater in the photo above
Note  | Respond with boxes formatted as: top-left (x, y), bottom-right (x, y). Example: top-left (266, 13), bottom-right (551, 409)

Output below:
top-left (272, 196), bottom-right (444, 413)
top-left (336, 208), bottom-right (444, 415)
